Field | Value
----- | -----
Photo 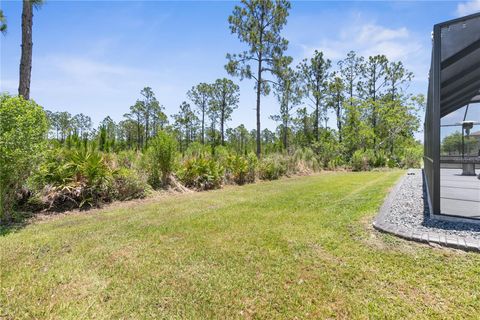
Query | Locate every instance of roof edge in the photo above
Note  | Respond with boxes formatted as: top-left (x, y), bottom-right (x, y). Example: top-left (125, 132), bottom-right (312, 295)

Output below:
top-left (434, 12), bottom-right (480, 28)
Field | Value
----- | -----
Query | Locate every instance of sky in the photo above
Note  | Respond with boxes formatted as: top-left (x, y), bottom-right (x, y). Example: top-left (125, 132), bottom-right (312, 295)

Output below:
top-left (1, 0), bottom-right (480, 138)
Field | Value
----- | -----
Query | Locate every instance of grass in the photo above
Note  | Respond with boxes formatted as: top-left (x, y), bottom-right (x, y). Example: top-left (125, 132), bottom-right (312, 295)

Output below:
top-left (1, 170), bottom-right (480, 319)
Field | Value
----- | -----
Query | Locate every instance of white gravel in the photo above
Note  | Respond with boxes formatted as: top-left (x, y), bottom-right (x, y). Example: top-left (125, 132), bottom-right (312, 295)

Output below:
top-left (383, 169), bottom-right (480, 240)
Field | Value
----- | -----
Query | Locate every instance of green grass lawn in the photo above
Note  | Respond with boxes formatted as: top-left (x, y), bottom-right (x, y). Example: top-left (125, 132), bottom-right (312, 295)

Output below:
top-left (1, 171), bottom-right (480, 319)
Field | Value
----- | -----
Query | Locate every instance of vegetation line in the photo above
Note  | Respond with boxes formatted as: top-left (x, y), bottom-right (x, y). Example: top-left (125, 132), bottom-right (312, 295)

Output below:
top-left (0, 0), bottom-right (423, 225)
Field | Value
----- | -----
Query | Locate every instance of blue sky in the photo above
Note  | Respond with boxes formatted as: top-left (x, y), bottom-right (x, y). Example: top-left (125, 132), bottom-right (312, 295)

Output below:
top-left (1, 0), bottom-right (480, 136)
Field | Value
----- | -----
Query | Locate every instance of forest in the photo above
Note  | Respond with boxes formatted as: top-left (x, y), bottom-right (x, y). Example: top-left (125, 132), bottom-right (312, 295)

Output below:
top-left (0, 0), bottom-right (424, 224)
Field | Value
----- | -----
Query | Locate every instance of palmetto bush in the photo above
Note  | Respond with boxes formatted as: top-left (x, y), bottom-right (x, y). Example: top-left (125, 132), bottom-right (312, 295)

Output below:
top-left (400, 145), bottom-right (423, 169)
top-left (372, 150), bottom-right (387, 168)
top-left (258, 155), bottom-right (288, 180)
top-left (28, 145), bottom-right (149, 212)
top-left (351, 149), bottom-right (373, 171)
top-left (223, 153), bottom-right (257, 185)
top-left (33, 146), bottom-right (112, 210)
top-left (184, 141), bottom-right (211, 158)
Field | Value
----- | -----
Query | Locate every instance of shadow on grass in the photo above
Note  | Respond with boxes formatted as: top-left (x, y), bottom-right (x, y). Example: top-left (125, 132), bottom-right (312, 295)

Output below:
top-left (0, 206), bottom-right (94, 237)
top-left (0, 211), bottom-right (33, 236)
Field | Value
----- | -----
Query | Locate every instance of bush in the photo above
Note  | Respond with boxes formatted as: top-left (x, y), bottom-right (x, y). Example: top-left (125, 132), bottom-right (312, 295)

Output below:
top-left (116, 150), bottom-right (140, 169)
top-left (212, 145), bottom-right (230, 161)
top-left (145, 131), bottom-right (177, 188)
top-left (351, 150), bottom-right (372, 171)
top-left (177, 156), bottom-right (224, 190)
top-left (30, 146), bottom-right (113, 210)
top-left (311, 131), bottom-right (342, 168)
top-left (0, 95), bottom-right (48, 223)
top-left (224, 153), bottom-right (257, 185)
top-left (327, 158), bottom-right (344, 171)
top-left (387, 158), bottom-right (398, 168)
top-left (184, 141), bottom-right (210, 158)
top-left (401, 145), bottom-right (423, 168)
top-left (112, 168), bottom-right (149, 200)
top-left (258, 155), bottom-right (287, 180)
top-left (372, 151), bottom-right (387, 168)
top-left (245, 152), bottom-right (258, 182)
top-left (29, 145), bottom-right (150, 211)
top-left (292, 148), bottom-right (320, 174)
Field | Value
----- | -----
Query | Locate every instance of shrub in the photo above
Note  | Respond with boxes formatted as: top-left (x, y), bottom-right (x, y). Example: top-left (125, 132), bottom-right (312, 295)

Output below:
top-left (351, 150), bottom-right (372, 171)
top-left (258, 155), bottom-right (287, 180)
top-left (112, 168), bottom-right (149, 200)
top-left (311, 131), bottom-right (342, 168)
top-left (116, 150), bottom-right (140, 169)
top-left (224, 153), bottom-right (257, 185)
top-left (224, 155), bottom-right (247, 184)
top-left (29, 145), bottom-right (150, 211)
top-left (70, 148), bottom-right (111, 187)
top-left (372, 151), bottom-right (387, 168)
top-left (292, 148), bottom-right (320, 174)
top-left (327, 157), bottom-right (344, 171)
top-left (387, 158), bottom-right (397, 168)
top-left (146, 131), bottom-right (177, 188)
top-left (400, 145), bottom-right (423, 168)
top-left (31, 146), bottom-right (113, 210)
top-left (245, 152), bottom-right (258, 183)
top-left (184, 141), bottom-right (210, 158)
top-left (177, 156), bottom-right (224, 190)
top-left (0, 95), bottom-right (48, 223)
top-left (33, 147), bottom-right (74, 188)
top-left (213, 145), bottom-right (230, 161)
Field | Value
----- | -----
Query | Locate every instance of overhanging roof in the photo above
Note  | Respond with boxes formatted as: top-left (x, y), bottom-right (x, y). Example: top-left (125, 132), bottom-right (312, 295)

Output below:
top-left (430, 12), bottom-right (480, 117)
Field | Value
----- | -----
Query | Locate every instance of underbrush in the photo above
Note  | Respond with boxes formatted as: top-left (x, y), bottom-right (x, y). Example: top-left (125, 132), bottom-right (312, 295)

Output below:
top-left (177, 156), bottom-right (224, 190)
top-left (24, 147), bottom-right (149, 212)
top-left (226, 153), bottom-right (258, 185)
top-left (5, 135), bottom-right (419, 222)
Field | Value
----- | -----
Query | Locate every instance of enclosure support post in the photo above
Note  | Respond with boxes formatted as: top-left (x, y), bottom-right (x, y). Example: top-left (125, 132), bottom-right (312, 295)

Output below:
top-left (432, 24), bottom-right (442, 215)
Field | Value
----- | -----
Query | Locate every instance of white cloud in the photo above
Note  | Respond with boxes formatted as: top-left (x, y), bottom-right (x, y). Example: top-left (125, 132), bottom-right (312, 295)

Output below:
top-left (456, 0), bottom-right (480, 17)
top-left (1, 54), bottom-right (183, 124)
top-left (302, 24), bottom-right (422, 61)
top-left (297, 19), bottom-right (428, 86)
top-left (32, 55), bottom-right (156, 97)
top-left (357, 24), bottom-right (409, 44)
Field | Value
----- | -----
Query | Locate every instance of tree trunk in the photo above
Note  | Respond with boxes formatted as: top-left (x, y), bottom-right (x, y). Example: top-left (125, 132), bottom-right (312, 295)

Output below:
top-left (201, 105), bottom-right (205, 144)
top-left (19, 0), bottom-right (33, 100)
top-left (145, 117), bottom-right (149, 149)
top-left (136, 115), bottom-right (141, 151)
top-left (303, 113), bottom-right (308, 138)
top-left (349, 81), bottom-right (353, 106)
top-left (220, 104), bottom-right (225, 145)
top-left (372, 70), bottom-right (377, 155)
top-left (256, 55), bottom-right (262, 158)
top-left (337, 100), bottom-right (342, 143)
top-left (314, 100), bottom-right (319, 141)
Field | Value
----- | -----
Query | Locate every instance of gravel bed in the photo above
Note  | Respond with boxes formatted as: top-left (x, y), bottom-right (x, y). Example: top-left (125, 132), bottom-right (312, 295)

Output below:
top-left (382, 169), bottom-right (480, 241)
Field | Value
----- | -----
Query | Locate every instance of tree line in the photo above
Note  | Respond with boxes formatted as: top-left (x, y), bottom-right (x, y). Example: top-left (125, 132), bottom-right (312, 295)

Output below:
top-left (3, 0), bottom-right (423, 163)
top-left (44, 45), bottom-right (423, 164)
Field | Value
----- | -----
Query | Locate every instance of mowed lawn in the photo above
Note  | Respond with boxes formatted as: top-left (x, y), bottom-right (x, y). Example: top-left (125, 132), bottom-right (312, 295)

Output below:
top-left (1, 171), bottom-right (480, 319)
